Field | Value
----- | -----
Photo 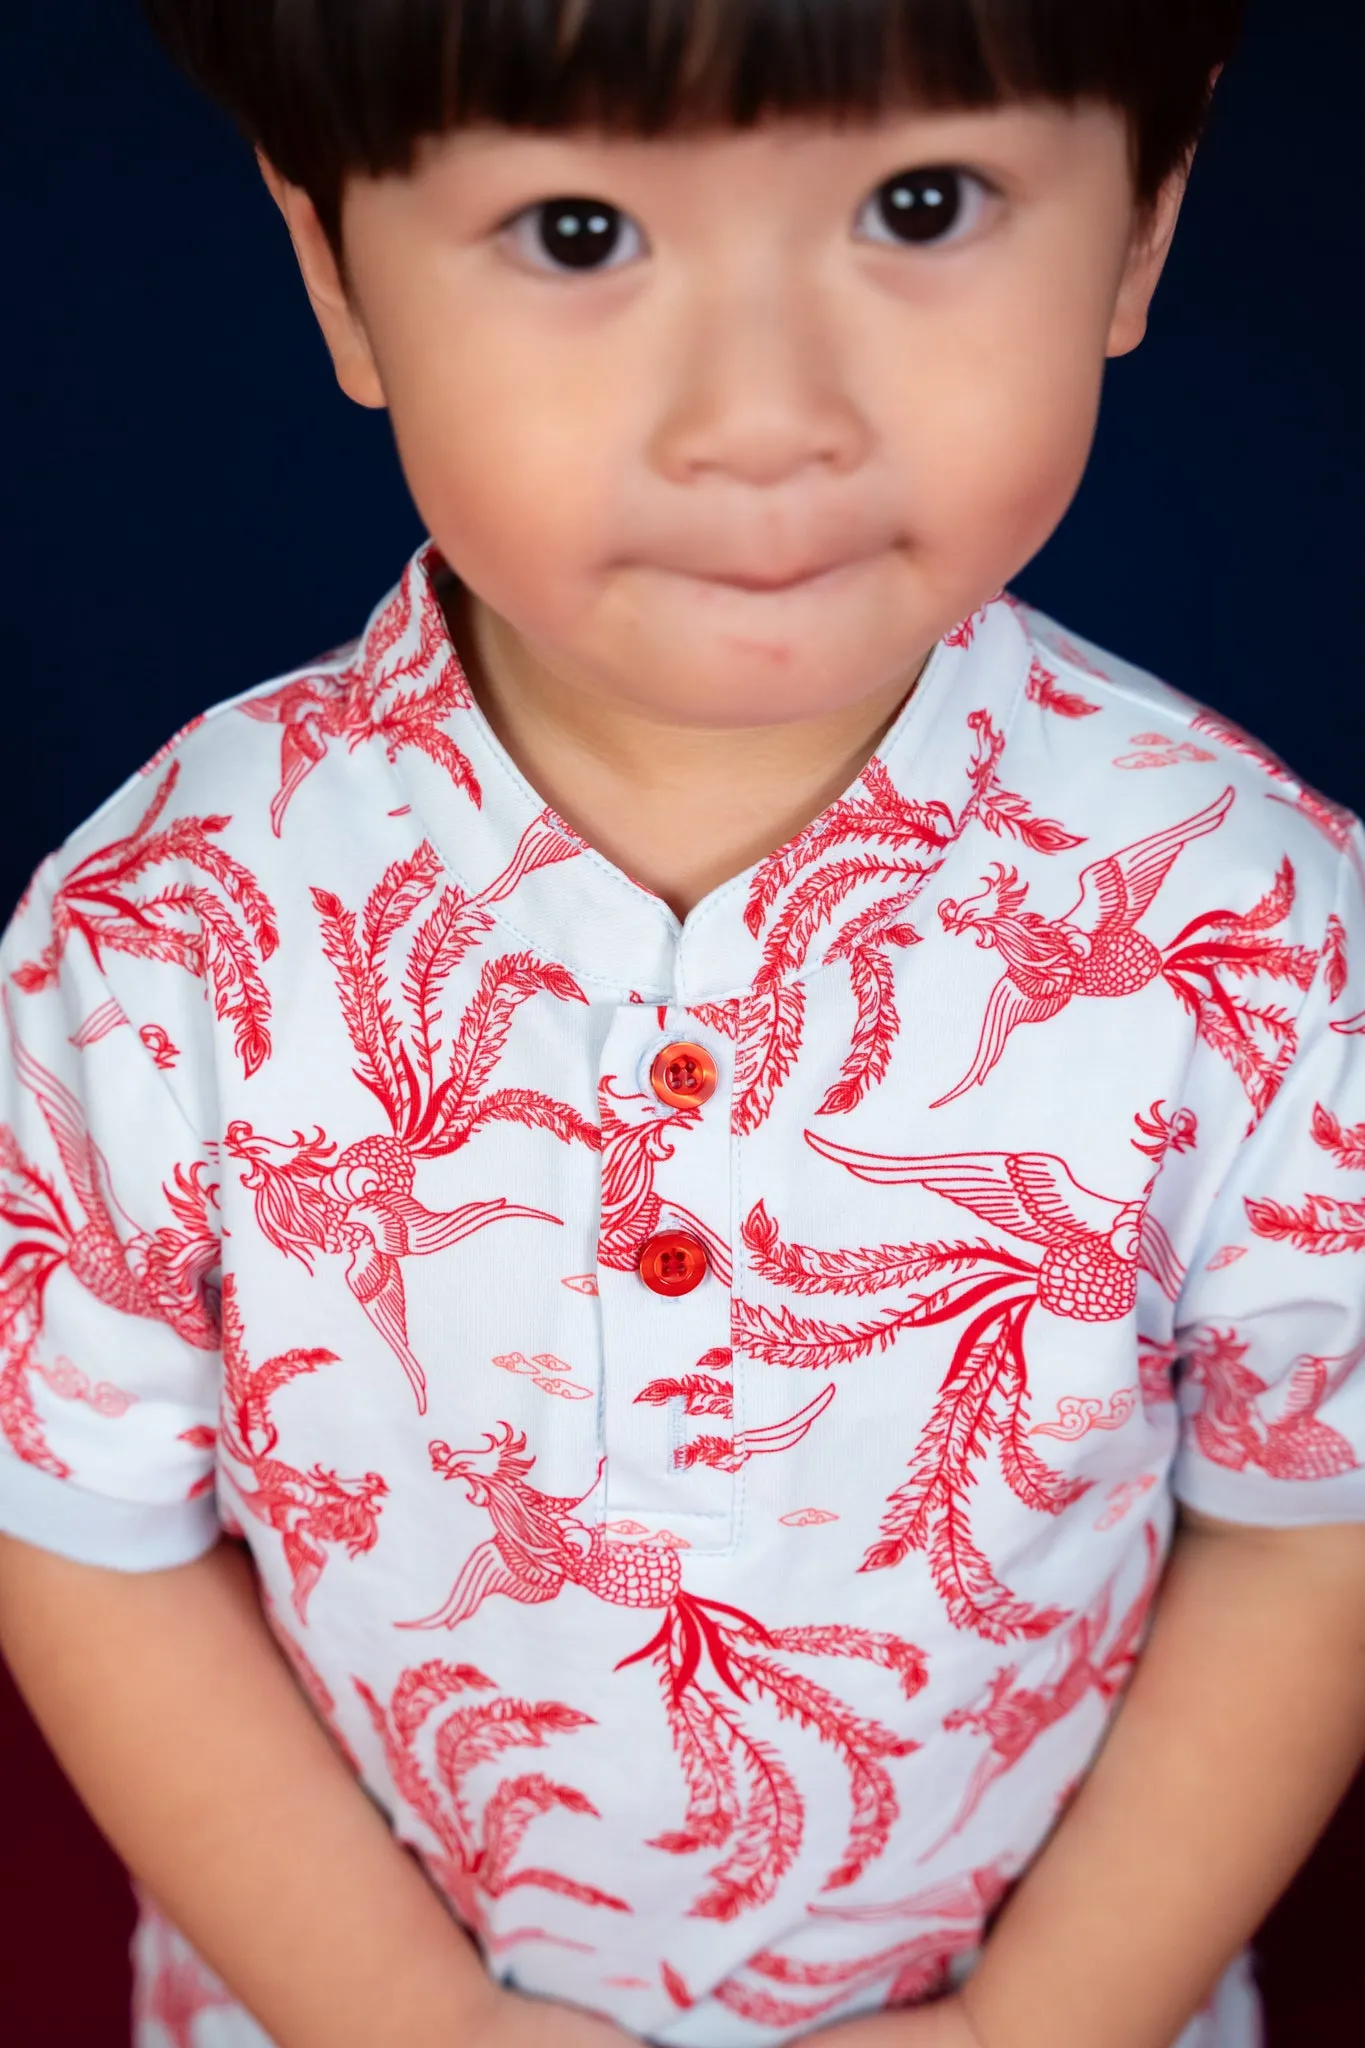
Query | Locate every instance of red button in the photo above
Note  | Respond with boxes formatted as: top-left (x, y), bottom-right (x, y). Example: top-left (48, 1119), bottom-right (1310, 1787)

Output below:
top-left (650, 1041), bottom-right (718, 1110)
top-left (638, 1231), bottom-right (709, 1297)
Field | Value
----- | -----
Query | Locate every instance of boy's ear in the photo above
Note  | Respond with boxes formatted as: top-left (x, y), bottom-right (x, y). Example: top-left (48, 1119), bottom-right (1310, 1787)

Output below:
top-left (1109, 60), bottom-right (1225, 357)
top-left (1106, 161), bottom-right (1191, 359)
top-left (256, 152), bottom-right (387, 410)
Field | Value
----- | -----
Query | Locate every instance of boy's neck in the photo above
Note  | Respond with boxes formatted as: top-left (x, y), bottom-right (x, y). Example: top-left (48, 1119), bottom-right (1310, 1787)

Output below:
top-left (440, 577), bottom-right (927, 924)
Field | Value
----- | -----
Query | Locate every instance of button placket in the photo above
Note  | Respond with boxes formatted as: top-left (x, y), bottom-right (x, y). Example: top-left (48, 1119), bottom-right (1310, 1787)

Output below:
top-left (597, 1006), bottom-right (736, 1548)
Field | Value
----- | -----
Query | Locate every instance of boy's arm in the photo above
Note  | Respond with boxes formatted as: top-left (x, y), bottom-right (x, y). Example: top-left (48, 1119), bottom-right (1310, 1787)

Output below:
top-left (817, 1510), bottom-right (1365, 2048)
top-left (0, 1532), bottom-right (628, 2048)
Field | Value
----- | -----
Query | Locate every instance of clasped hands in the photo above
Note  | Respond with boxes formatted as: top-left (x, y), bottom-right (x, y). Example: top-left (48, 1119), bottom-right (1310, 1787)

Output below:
top-left (468, 1979), bottom-right (984, 2048)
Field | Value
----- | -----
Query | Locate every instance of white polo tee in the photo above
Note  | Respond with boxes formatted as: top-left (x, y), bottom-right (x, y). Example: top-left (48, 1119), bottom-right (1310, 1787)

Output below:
top-left (3, 543), bottom-right (1363, 2048)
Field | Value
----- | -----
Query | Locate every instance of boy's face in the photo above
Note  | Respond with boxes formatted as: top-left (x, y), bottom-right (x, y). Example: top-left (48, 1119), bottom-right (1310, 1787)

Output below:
top-left (271, 105), bottom-right (1183, 731)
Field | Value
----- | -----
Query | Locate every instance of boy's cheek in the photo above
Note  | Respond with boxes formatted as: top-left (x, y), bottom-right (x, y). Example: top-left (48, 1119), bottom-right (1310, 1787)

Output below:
top-left (368, 261), bottom-right (1111, 698)
top-left (909, 322), bottom-right (1105, 542)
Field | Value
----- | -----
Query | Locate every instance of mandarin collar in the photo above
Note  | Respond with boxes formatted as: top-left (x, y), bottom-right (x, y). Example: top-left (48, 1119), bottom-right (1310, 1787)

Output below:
top-left (379, 543), bottom-right (1030, 1007)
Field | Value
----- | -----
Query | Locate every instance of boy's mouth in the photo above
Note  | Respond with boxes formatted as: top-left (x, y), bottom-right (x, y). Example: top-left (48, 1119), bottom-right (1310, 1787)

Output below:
top-left (654, 546), bottom-right (887, 597)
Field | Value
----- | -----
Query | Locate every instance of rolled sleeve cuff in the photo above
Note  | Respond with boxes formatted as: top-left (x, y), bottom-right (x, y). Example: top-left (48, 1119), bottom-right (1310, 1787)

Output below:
top-left (0, 1457), bottom-right (222, 1571)
top-left (1173, 1453), bottom-right (1365, 1529)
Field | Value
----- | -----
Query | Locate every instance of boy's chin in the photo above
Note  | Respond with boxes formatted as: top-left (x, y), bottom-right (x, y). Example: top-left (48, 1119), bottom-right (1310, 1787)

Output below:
top-left (605, 644), bottom-right (923, 732)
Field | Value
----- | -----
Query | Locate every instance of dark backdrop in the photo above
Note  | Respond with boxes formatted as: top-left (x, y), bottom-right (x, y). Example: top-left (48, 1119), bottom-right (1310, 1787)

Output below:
top-left (1, 1), bottom-right (1362, 2042)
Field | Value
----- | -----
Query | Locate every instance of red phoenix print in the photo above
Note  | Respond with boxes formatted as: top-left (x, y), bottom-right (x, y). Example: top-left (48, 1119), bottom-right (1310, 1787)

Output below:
top-left (400, 1423), bottom-right (929, 1919)
top-left (1244, 1103), bottom-right (1365, 1256)
top-left (353, 1655), bottom-right (633, 1950)
top-left (12, 762), bottom-right (279, 1078)
top-left (1309, 1104), bottom-right (1365, 1173)
top-left (696, 713), bottom-right (1082, 1135)
top-left (688, 1861), bottom-right (1014, 2028)
top-left (923, 1524), bottom-right (1160, 1858)
top-left (1323, 914), bottom-right (1349, 1003)
top-left (226, 813), bottom-right (599, 1411)
top-left (1113, 732), bottom-right (1216, 772)
top-left (133, 1898), bottom-right (236, 2048)
top-left (736, 1131), bottom-right (1181, 1642)
top-left (1138, 1337), bottom-right (1180, 1411)
top-left (241, 555), bottom-right (480, 835)
top-left (943, 605), bottom-right (993, 649)
top-left (937, 788), bottom-right (1322, 1122)
top-left (1189, 708), bottom-right (1356, 850)
top-left (139, 1023), bottom-right (181, 1070)
top-left (597, 1082), bottom-right (730, 1282)
top-left (0, 1013), bottom-right (219, 1474)
top-left (1029, 1389), bottom-right (1137, 1443)
top-left (67, 996), bottom-right (128, 1049)
top-left (1179, 1327), bottom-right (1360, 1480)
top-left (634, 1345), bottom-right (837, 1473)
top-left (1025, 658), bottom-right (1099, 720)
top-left (225, 1121), bottom-right (550, 1414)
top-left (312, 810), bottom-right (594, 1156)
top-left (217, 1275), bottom-right (387, 1620)
top-left (1131, 1099), bottom-right (1198, 1166)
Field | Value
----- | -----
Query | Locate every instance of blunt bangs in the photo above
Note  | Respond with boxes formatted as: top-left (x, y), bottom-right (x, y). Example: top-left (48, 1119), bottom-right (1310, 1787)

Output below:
top-left (145, 0), bottom-right (1246, 246)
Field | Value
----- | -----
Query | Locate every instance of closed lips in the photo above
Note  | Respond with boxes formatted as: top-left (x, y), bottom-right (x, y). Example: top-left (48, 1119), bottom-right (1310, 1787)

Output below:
top-left (657, 548), bottom-right (886, 592)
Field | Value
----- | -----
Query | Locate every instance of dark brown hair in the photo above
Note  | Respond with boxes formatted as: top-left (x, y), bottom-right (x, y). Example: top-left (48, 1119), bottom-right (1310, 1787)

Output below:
top-left (145, 0), bottom-right (1246, 250)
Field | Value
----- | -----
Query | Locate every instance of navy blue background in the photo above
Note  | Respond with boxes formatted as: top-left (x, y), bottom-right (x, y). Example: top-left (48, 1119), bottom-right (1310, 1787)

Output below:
top-left (1, 0), bottom-right (1362, 2041)
top-left (2, 0), bottom-right (1363, 922)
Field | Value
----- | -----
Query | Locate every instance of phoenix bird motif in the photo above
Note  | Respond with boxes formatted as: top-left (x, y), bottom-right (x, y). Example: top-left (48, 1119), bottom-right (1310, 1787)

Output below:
top-left (11, 761), bottom-right (279, 1077)
top-left (217, 1275), bottom-right (388, 1621)
top-left (935, 788), bottom-right (1235, 1104)
top-left (225, 1122), bottom-right (554, 1413)
top-left (399, 1421), bottom-right (929, 1920)
top-left (1, 1001), bottom-right (220, 1351)
top-left (804, 1137), bottom-right (1184, 1318)
top-left (688, 1860), bottom-right (1015, 2028)
top-left (240, 555), bottom-right (479, 835)
top-left (922, 1524), bottom-right (1160, 1860)
top-left (737, 1125), bottom-right (1181, 1641)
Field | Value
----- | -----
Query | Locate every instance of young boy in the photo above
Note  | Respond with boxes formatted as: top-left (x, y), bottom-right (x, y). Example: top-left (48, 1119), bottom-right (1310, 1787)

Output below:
top-left (2, 3), bottom-right (1363, 2046)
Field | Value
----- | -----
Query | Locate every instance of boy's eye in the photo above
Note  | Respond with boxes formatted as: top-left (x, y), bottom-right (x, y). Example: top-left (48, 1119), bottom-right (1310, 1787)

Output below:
top-left (504, 197), bottom-right (646, 274)
top-left (856, 166), bottom-right (990, 249)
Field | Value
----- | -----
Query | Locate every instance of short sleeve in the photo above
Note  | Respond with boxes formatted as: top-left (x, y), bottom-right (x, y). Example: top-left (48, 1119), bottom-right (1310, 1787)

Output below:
top-left (1172, 830), bottom-right (1365, 1526)
top-left (0, 859), bottom-right (223, 1570)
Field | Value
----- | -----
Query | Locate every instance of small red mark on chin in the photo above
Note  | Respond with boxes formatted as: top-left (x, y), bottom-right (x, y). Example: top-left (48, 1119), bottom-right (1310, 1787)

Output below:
top-left (719, 635), bottom-right (795, 667)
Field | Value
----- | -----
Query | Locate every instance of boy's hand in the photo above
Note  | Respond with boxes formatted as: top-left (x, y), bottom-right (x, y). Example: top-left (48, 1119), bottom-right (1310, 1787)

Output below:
top-left (468, 1980), bottom-right (638, 2048)
top-left (471, 1982), bottom-right (984, 2048)
top-left (801, 1992), bottom-right (984, 2047)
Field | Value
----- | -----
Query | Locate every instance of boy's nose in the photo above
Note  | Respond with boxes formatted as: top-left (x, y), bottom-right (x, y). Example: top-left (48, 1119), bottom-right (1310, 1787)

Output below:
top-left (648, 281), bottom-right (871, 491)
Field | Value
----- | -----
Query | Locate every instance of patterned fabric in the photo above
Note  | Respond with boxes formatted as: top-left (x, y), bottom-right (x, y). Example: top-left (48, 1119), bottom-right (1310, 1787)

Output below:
top-left (2, 543), bottom-right (1358, 2047)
